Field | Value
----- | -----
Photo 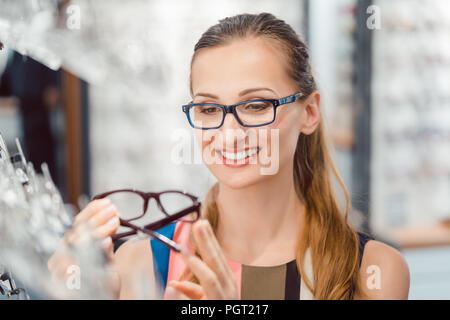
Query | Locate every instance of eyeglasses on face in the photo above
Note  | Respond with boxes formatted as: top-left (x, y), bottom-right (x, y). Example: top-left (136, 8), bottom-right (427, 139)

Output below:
top-left (92, 189), bottom-right (201, 252)
top-left (182, 92), bottom-right (303, 130)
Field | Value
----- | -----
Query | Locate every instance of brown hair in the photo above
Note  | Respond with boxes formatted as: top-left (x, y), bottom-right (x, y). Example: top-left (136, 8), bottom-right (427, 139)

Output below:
top-left (182, 12), bottom-right (363, 300)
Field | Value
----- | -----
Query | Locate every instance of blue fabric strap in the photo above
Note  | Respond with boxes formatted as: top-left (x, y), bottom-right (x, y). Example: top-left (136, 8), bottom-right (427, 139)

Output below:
top-left (150, 223), bottom-right (176, 290)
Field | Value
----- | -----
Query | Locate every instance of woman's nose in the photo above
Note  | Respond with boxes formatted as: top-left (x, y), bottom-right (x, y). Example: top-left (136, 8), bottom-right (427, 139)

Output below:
top-left (219, 113), bottom-right (247, 147)
top-left (221, 112), bottom-right (242, 130)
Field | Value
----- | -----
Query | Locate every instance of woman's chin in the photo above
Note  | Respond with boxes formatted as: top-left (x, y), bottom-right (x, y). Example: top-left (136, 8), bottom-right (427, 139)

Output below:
top-left (210, 165), bottom-right (266, 189)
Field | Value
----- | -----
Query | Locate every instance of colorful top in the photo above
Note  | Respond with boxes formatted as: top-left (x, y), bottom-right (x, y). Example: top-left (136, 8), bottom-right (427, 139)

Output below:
top-left (150, 221), bottom-right (372, 300)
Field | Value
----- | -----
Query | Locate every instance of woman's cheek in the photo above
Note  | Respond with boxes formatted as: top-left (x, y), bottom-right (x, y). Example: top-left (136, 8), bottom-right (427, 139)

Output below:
top-left (263, 128), bottom-right (284, 175)
top-left (270, 122), bottom-right (299, 171)
top-left (195, 130), bottom-right (215, 164)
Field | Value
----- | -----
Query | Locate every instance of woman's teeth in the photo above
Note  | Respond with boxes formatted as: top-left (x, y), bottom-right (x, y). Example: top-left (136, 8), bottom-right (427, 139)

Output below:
top-left (218, 148), bottom-right (260, 160)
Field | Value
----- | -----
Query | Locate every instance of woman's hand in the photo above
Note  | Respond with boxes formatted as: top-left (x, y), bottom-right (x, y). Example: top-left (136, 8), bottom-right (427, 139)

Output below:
top-left (165, 219), bottom-right (238, 300)
top-left (47, 199), bottom-right (120, 283)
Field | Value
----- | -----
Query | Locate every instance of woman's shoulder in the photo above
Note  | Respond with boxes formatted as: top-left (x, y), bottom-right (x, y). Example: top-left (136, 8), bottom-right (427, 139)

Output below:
top-left (357, 238), bottom-right (410, 299)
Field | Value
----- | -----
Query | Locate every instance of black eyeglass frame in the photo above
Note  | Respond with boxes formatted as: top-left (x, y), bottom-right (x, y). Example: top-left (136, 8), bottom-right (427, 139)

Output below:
top-left (92, 189), bottom-right (201, 252)
top-left (182, 92), bottom-right (304, 130)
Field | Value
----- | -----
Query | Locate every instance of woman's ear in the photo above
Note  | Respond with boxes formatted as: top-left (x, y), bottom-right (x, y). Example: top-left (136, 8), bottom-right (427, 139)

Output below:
top-left (299, 91), bottom-right (320, 135)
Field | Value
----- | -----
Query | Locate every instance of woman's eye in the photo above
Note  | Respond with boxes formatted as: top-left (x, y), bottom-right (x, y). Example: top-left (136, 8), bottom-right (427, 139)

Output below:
top-left (244, 103), bottom-right (270, 111)
top-left (199, 106), bottom-right (219, 114)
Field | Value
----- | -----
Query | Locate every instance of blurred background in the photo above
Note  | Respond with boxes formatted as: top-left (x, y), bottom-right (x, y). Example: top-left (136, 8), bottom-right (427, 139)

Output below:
top-left (0, 0), bottom-right (449, 299)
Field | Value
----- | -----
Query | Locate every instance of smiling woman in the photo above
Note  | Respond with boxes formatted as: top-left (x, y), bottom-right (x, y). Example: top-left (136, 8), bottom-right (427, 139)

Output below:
top-left (48, 12), bottom-right (410, 301)
top-left (111, 12), bottom-right (410, 300)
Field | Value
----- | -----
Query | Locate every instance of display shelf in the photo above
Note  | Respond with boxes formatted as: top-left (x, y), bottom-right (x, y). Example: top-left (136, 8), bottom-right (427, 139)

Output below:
top-left (370, 0), bottom-right (450, 236)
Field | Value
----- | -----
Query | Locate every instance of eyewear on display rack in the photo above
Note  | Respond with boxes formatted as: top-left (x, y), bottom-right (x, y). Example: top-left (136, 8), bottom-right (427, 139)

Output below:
top-left (0, 271), bottom-right (29, 300)
top-left (182, 92), bottom-right (303, 129)
top-left (371, 0), bottom-right (450, 230)
top-left (0, 134), bottom-right (80, 299)
top-left (0, 136), bottom-right (31, 299)
top-left (92, 189), bottom-right (202, 252)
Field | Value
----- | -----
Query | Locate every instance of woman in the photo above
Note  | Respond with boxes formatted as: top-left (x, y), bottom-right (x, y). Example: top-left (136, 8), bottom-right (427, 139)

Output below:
top-left (49, 13), bottom-right (410, 300)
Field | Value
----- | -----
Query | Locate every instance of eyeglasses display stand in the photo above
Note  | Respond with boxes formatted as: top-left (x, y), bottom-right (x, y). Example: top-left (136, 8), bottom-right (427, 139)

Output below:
top-left (0, 134), bottom-right (114, 299)
top-left (371, 0), bottom-right (450, 237)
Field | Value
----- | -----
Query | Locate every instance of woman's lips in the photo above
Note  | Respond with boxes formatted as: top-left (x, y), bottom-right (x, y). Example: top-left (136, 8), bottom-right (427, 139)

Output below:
top-left (216, 147), bottom-right (261, 167)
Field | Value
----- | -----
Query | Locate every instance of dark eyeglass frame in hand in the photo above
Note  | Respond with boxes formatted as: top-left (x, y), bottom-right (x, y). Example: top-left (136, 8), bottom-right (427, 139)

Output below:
top-left (92, 189), bottom-right (201, 252)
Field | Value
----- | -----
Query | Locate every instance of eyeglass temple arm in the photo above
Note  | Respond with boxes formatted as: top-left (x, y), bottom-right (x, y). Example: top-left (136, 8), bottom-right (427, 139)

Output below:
top-left (278, 92), bottom-right (303, 105)
top-left (112, 229), bottom-right (137, 240)
top-left (120, 219), bottom-right (182, 253)
top-left (143, 204), bottom-right (201, 231)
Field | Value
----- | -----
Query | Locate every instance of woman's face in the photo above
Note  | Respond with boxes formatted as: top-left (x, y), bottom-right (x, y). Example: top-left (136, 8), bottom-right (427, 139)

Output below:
top-left (190, 37), bottom-right (317, 189)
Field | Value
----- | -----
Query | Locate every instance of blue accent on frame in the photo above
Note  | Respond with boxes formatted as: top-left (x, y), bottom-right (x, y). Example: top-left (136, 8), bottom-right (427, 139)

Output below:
top-left (150, 223), bottom-right (177, 290)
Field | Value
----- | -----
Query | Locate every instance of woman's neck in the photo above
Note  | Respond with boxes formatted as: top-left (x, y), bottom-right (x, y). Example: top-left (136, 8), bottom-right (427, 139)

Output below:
top-left (215, 165), bottom-right (305, 266)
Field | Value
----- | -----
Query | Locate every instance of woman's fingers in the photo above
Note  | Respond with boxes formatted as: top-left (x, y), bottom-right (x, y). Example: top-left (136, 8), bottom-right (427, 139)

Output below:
top-left (94, 216), bottom-right (120, 239)
top-left (63, 201), bottom-right (119, 256)
top-left (179, 220), bottom-right (239, 299)
top-left (165, 285), bottom-right (191, 300)
top-left (73, 199), bottom-right (111, 227)
top-left (192, 220), bottom-right (235, 285)
top-left (48, 199), bottom-right (121, 287)
top-left (65, 223), bottom-right (94, 246)
top-left (180, 248), bottom-right (223, 299)
top-left (88, 204), bottom-right (119, 228)
top-left (100, 236), bottom-right (114, 261)
top-left (168, 280), bottom-right (205, 300)
top-left (72, 201), bottom-right (121, 241)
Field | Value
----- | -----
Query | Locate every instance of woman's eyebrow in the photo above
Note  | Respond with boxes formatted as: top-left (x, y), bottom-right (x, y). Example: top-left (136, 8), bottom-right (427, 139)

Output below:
top-left (193, 92), bottom-right (218, 99)
top-left (193, 87), bottom-right (276, 99)
top-left (238, 87), bottom-right (276, 96)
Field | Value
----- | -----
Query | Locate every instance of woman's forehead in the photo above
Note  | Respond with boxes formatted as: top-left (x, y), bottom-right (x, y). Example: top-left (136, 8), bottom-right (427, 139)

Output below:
top-left (191, 37), bottom-right (291, 94)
